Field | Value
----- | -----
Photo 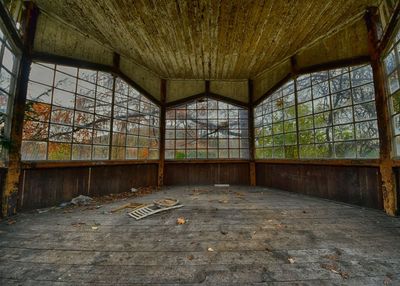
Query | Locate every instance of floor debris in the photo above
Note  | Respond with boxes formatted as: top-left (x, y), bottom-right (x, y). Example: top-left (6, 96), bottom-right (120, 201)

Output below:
top-left (154, 198), bottom-right (179, 208)
top-left (71, 222), bottom-right (86, 227)
top-left (176, 217), bottom-right (186, 224)
top-left (71, 195), bottom-right (93, 206)
top-left (207, 247), bottom-right (214, 252)
top-left (321, 263), bottom-right (349, 279)
top-left (7, 219), bottom-right (16, 225)
top-left (110, 202), bottom-right (144, 213)
top-left (36, 207), bottom-right (57, 214)
top-left (128, 201), bottom-right (183, 220)
top-left (288, 257), bottom-right (295, 264)
top-left (214, 184), bottom-right (230, 187)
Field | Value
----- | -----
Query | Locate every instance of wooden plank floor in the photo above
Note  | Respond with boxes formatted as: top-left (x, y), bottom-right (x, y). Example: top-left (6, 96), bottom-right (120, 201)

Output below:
top-left (0, 186), bottom-right (400, 285)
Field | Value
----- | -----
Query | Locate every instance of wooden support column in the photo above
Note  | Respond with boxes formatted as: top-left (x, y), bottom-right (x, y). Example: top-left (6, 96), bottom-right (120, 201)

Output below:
top-left (248, 80), bottom-right (256, 186)
top-left (366, 8), bottom-right (397, 216)
top-left (2, 3), bottom-right (38, 217)
top-left (158, 79), bottom-right (167, 187)
top-left (205, 80), bottom-right (210, 96)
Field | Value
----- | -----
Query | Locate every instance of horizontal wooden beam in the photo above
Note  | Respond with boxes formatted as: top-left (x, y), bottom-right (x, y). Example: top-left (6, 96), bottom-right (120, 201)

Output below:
top-left (255, 159), bottom-right (381, 167)
top-left (166, 91), bottom-right (249, 109)
top-left (21, 160), bottom-right (159, 169)
top-left (31, 51), bottom-right (113, 72)
top-left (295, 55), bottom-right (371, 76)
top-left (165, 160), bottom-right (250, 164)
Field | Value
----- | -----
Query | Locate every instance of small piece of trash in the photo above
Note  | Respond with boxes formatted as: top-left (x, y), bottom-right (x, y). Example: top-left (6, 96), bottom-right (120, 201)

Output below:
top-left (131, 188), bottom-right (138, 193)
top-left (7, 219), bottom-right (16, 225)
top-left (176, 217), bottom-right (186, 225)
top-left (288, 257), bottom-right (295, 264)
top-left (71, 222), bottom-right (86, 227)
top-left (36, 208), bottom-right (51, 214)
top-left (207, 247), bottom-right (214, 252)
top-left (91, 226), bottom-right (98, 230)
top-left (59, 202), bottom-right (71, 208)
top-left (71, 195), bottom-right (93, 206)
top-left (220, 230), bottom-right (227, 235)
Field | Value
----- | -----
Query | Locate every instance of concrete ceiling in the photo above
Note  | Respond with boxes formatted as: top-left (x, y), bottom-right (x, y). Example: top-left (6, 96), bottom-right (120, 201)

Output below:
top-left (33, 0), bottom-right (378, 80)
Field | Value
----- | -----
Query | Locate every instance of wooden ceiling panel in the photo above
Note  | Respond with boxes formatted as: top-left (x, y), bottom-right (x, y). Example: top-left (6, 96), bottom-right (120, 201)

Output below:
top-left (33, 0), bottom-right (378, 79)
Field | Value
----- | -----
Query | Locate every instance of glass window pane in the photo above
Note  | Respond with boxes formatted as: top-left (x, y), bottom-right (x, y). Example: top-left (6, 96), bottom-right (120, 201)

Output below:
top-left (21, 141), bottom-right (47, 160)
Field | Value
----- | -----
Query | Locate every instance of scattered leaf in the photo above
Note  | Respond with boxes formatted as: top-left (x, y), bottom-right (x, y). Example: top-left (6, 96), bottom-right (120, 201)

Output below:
top-left (187, 255), bottom-right (194, 260)
top-left (321, 263), bottom-right (349, 279)
top-left (176, 217), bottom-right (186, 225)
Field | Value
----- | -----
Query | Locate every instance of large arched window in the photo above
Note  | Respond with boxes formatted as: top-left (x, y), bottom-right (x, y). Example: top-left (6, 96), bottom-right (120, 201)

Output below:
top-left (21, 62), bottom-right (159, 161)
top-left (165, 97), bottom-right (249, 160)
top-left (255, 64), bottom-right (379, 159)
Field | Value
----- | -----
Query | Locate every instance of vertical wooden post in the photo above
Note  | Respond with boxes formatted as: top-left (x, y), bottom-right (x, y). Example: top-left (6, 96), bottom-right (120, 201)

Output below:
top-left (158, 79), bottom-right (167, 187)
top-left (248, 80), bottom-right (256, 186)
top-left (205, 80), bottom-right (210, 96)
top-left (2, 3), bottom-right (38, 217)
top-left (366, 8), bottom-right (397, 216)
top-left (108, 52), bottom-right (120, 160)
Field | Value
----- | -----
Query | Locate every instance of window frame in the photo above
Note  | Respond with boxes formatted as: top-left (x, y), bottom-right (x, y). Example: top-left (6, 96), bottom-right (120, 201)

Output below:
top-left (165, 96), bottom-right (250, 161)
top-left (255, 63), bottom-right (380, 160)
top-left (0, 17), bottom-right (22, 161)
top-left (21, 61), bottom-right (160, 162)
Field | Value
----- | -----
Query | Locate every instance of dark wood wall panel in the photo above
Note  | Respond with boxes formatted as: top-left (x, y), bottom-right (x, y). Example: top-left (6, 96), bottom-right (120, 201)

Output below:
top-left (256, 163), bottom-right (382, 209)
top-left (89, 164), bottom-right (158, 196)
top-left (20, 167), bottom-right (89, 210)
top-left (18, 163), bottom-right (158, 210)
top-left (164, 163), bottom-right (250, 185)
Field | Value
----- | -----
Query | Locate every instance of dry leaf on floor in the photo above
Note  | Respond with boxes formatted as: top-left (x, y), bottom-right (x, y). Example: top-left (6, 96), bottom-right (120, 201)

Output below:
top-left (321, 263), bottom-right (349, 279)
top-left (187, 255), bottom-right (194, 260)
top-left (7, 219), bottom-right (16, 225)
top-left (176, 217), bottom-right (186, 225)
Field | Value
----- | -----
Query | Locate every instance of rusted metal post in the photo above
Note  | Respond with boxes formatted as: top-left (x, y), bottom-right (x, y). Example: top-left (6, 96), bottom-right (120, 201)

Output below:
top-left (158, 79), bottom-right (167, 187)
top-left (366, 8), bottom-right (397, 216)
top-left (248, 80), bottom-right (256, 186)
top-left (2, 3), bottom-right (38, 216)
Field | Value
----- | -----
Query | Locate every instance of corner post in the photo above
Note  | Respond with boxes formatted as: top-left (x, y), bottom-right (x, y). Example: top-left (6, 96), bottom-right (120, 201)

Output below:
top-left (366, 8), bottom-right (397, 216)
top-left (248, 80), bottom-right (256, 186)
top-left (2, 2), bottom-right (39, 217)
top-left (158, 79), bottom-right (167, 187)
